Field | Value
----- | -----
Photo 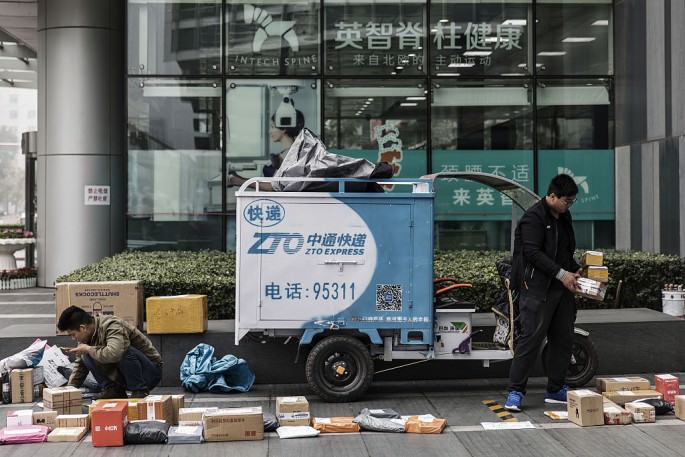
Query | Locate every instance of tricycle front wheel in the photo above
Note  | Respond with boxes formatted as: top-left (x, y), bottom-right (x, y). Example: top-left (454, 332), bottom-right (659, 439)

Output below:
top-left (305, 335), bottom-right (374, 402)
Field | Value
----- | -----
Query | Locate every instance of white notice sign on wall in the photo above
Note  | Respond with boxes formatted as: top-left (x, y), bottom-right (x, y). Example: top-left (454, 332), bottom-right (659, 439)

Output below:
top-left (84, 185), bottom-right (110, 206)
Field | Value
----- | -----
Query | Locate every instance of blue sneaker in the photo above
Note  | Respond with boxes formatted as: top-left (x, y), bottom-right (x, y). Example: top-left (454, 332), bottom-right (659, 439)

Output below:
top-left (505, 390), bottom-right (524, 412)
top-left (545, 385), bottom-right (568, 404)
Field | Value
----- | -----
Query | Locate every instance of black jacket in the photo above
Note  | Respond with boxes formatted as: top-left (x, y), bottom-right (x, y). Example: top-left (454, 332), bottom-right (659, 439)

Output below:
top-left (511, 198), bottom-right (580, 299)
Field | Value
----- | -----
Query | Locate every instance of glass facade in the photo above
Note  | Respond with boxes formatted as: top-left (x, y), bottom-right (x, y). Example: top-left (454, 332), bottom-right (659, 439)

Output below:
top-left (127, 0), bottom-right (614, 251)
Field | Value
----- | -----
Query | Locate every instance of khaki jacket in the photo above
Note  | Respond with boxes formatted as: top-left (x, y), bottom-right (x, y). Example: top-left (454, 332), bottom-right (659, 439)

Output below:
top-left (67, 315), bottom-right (161, 388)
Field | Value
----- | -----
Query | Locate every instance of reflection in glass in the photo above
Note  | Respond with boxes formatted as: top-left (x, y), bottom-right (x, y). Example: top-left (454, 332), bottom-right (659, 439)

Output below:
top-left (226, 1), bottom-right (320, 76)
top-left (430, 0), bottom-right (531, 77)
top-left (536, 0), bottom-right (613, 75)
top-left (127, 78), bottom-right (222, 251)
top-left (128, 0), bottom-right (221, 75)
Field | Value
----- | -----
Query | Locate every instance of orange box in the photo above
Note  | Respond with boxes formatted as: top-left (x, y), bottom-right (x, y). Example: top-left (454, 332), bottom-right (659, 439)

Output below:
top-left (91, 401), bottom-right (128, 447)
top-left (655, 374), bottom-right (680, 404)
top-left (404, 415), bottom-right (447, 434)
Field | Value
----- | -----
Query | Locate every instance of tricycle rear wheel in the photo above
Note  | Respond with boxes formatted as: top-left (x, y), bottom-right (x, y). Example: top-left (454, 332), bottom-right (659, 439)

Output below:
top-left (305, 335), bottom-right (374, 402)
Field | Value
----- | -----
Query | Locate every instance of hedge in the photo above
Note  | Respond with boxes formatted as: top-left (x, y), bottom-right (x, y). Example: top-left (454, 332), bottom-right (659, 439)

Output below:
top-left (56, 249), bottom-right (685, 318)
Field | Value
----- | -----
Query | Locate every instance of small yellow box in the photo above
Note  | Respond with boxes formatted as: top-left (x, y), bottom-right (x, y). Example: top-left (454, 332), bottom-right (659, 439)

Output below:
top-left (581, 251), bottom-right (603, 267)
top-left (146, 294), bottom-right (208, 334)
top-left (582, 266), bottom-right (609, 283)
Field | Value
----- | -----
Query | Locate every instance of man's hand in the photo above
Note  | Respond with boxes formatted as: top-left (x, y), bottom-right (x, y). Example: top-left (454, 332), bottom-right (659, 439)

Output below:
top-left (562, 272), bottom-right (581, 293)
top-left (68, 343), bottom-right (91, 355)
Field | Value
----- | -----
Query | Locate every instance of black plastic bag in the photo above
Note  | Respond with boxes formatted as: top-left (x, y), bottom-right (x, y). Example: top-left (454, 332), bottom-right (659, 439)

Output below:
top-left (124, 421), bottom-right (170, 444)
top-left (357, 408), bottom-right (400, 419)
top-left (633, 398), bottom-right (674, 415)
top-left (263, 413), bottom-right (279, 432)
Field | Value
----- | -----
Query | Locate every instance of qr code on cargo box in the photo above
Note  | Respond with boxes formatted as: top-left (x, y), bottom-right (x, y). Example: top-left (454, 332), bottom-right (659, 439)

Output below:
top-left (376, 284), bottom-right (402, 311)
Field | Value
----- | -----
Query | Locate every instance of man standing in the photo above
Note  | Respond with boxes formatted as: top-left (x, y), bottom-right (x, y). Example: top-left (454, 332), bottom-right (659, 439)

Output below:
top-left (57, 305), bottom-right (162, 399)
top-left (505, 174), bottom-right (581, 412)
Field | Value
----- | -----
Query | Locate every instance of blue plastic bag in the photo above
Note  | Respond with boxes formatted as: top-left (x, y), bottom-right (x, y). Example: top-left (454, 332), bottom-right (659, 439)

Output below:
top-left (180, 343), bottom-right (255, 393)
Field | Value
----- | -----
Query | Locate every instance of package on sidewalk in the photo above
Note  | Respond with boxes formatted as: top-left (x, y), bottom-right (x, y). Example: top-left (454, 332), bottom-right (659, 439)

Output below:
top-left (312, 417), bottom-right (360, 433)
top-left (263, 413), bottom-right (279, 432)
top-left (567, 389), bottom-right (604, 427)
top-left (0, 425), bottom-right (49, 444)
top-left (674, 395), bottom-right (685, 421)
top-left (91, 401), bottom-right (128, 447)
top-left (596, 377), bottom-right (651, 393)
top-left (357, 408), bottom-right (400, 419)
top-left (404, 415), bottom-right (447, 434)
top-left (178, 407), bottom-right (219, 426)
top-left (124, 420), bottom-right (170, 444)
top-left (580, 251), bottom-right (604, 267)
top-left (33, 410), bottom-right (58, 430)
top-left (146, 294), bottom-right (208, 334)
top-left (55, 281), bottom-right (144, 334)
top-left (47, 426), bottom-right (88, 442)
top-left (171, 394), bottom-right (185, 425)
top-left (10, 368), bottom-right (34, 403)
top-left (624, 401), bottom-right (656, 423)
top-left (275, 426), bottom-right (319, 439)
top-left (633, 398), bottom-right (674, 415)
top-left (43, 385), bottom-right (82, 412)
top-left (203, 407), bottom-right (263, 442)
top-left (602, 398), bottom-right (632, 425)
top-left (6, 409), bottom-right (33, 427)
top-left (276, 396), bottom-right (310, 426)
top-left (56, 413), bottom-right (90, 430)
top-left (576, 277), bottom-right (607, 301)
top-left (137, 395), bottom-right (173, 424)
top-left (582, 266), bottom-right (609, 283)
top-left (168, 425), bottom-right (204, 444)
top-left (353, 411), bottom-right (405, 433)
top-left (602, 390), bottom-right (662, 406)
top-left (89, 398), bottom-right (143, 421)
top-left (655, 374), bottom-right (680, 403)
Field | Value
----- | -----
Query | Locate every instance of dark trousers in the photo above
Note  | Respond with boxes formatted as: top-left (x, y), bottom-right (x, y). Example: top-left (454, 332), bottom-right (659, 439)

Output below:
top-left (508, 287), bottom-right (575, 394)
top-left (82, 346), bottom-right (161, 392)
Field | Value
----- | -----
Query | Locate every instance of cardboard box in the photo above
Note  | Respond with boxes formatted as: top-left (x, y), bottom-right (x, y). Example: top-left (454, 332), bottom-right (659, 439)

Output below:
top-left (56, 414), bottom-right (90, 430)
top-left (171, 394), bottom-right (185, 425)
top-left (91, 401), bottom-right (128, 447)
top-left (276, 396), bottom-right (310, 426)
top-left (577, 277), bottom-right (607, 301)
top-left (10, 368), bottom-right (33, 403)
top-left (137, 395), bottom-right (173, 424)
top-left (404, 415), bottom-right (448, 434)
top-left (567, 390), bottom-right (604, 427)
top-left (89, 398), bottom-right (142, 421)
top-left (43, 386), bottom-right (82, 409)
top-left (655, 374), bottom-right (680, 403)
top-left (596, 377), bottom-right (651, 393)
top-left (203, 407), bottom-right (263, 442)
top-left (602, 398), bottom-right (632, 425)
top-left (55, 281), bottom-right (143, 334)
top-left (312, 417), bottom-right (360, 433)
top-left (602, 390), bottom-right (662, 406)
top-left (675, 395), bottom-right (685, 421)
top-left (625, 401), bottom-right (656, 423)
top-left (581, 251), bottom-right (603, 267)
top-left (146, 295), bottom-right (208, 334)
top-left (47, 427), bottom-right (88, 442)
top-left (178, 407), bottom-right (218, 426)
top-left (582, 266), bottom-right (609, 283)
top-left (6, 410), bottom-right (33, 427)
top-left (33, 410), bottom-right (58, 430)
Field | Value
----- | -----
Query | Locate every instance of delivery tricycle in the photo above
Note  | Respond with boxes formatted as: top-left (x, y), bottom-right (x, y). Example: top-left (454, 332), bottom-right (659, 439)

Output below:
top-left (234, 172), bottom-right (598, 402)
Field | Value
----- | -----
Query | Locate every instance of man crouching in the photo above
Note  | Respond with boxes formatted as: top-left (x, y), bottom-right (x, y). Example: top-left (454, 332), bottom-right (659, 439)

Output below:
top-left (57, 305), bottom-right (162, 399)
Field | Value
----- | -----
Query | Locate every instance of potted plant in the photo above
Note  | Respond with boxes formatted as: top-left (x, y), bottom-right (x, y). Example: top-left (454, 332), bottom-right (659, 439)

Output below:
top-left (0, 225), bottom-right (36, 275)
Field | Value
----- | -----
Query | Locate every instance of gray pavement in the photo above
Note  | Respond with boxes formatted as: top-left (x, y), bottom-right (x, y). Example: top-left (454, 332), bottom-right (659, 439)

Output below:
top-left (3, 288), bottom-right (685, 455)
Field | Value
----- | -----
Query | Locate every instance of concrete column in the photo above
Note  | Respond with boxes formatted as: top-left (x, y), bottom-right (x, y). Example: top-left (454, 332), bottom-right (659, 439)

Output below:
top-left (37, 0), bottom-right (125, 286)
top-left (640, 141), bottom-right (660, 253)
top-left (614, 145), bottom-right (631, 250)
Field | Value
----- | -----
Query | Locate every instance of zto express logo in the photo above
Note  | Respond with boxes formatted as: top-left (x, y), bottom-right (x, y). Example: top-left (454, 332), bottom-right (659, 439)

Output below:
top-left (557, 167), bottom-right (590, 194)
top-left (244, 5), bottom-right (300, 53)
top-left (243, 199), bottom-right (285, 227)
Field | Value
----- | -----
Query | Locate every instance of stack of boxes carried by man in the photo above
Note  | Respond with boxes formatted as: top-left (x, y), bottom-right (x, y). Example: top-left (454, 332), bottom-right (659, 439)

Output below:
top-left (577, 250), bottom-right (609, 301)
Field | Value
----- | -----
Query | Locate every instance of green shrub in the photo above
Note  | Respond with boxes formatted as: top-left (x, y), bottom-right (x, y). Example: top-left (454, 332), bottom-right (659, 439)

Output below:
top-left (56, 251), bottom-right (236, 319)
top-left (57, 249), bottom-right (685, 318)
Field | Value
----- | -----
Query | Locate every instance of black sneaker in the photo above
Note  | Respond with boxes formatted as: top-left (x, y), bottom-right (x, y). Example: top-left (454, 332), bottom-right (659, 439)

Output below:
top-left (129, 390), bottom-right (149, 399)
top-left (100, 386), bottom-right (128, 399)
